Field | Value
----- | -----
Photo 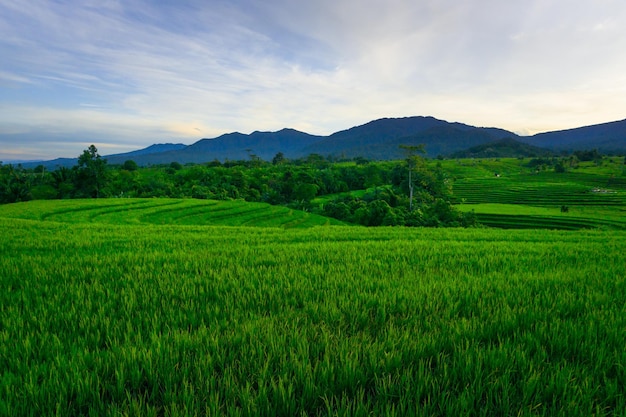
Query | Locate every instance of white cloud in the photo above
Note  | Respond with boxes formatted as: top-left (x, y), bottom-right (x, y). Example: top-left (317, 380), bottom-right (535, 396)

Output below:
top-left (1, 0), bottom-right (626, 159)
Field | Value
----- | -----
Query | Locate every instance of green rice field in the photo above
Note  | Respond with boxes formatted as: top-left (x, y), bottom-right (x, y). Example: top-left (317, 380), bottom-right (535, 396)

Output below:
top-left (0, 198), bottom-right (343, 228)
top-left (447, 159), bottom-right (626, 230)
top-left (2, 159), bottom-right (626, 415)
top-left (2, 197), bottom-right (626, 416)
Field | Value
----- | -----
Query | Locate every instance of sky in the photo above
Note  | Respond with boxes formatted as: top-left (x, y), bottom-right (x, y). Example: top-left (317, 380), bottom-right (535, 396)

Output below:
top-left (1, 0), bottom-right (626, 161)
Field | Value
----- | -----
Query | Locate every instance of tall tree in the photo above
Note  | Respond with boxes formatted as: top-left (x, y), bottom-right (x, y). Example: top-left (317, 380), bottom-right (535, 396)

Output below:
top-left (272, 152), bottom-right (286, 165)
top-left (399, 144), bottom-right (426, 211)
top-left (77, 145), bottom-right (108, 198)
top-left (0, 164), bottom-right (32, 203)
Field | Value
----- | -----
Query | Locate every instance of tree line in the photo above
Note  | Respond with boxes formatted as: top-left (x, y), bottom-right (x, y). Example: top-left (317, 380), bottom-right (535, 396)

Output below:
top-left (0, 145), bottom-right (477, 227)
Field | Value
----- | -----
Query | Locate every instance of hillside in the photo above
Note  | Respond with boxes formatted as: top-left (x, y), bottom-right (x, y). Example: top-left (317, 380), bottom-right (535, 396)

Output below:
top-left (188, 128), bottom-right (322, 160)
top-left (0, 198), bottom-right (342, 228)
top-left (301, 116), bottom-right (519, 158)
top-left (106, 129), bottom-right (322, 166)
top-left (450, 137), bottom-right (555, 158)
top-left (17, 116), bottom-right (626, 169)
top-left (525, 119), bottom-right (626, 153)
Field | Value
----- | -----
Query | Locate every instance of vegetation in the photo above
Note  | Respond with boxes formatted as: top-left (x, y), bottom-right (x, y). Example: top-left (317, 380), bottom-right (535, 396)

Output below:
top-left (3, 145), bottom-right (626, 231)
top-left (0, 146), bottom-right (475, 228)
top-left (444, 157), bottom-right (626, 230)
top-left (2, 215), bottom-right (626, 416)
top-left (2, 146), bottom-right (626, 415)
top-left (449, 137), bottom-right (555, 159)
top-left (0, 198), bottom-right (343, 228)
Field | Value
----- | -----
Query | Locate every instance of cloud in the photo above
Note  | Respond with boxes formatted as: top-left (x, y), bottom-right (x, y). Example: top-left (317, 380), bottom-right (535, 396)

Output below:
top-left (1, 0), bottom-right (626, 159)
top-left (0, 70), bottom-right (34, 85)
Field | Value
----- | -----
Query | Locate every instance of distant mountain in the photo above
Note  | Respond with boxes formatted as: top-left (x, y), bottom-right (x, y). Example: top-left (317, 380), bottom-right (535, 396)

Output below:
top-left (302, 116), bottom-right (520, 158)
top-left (303, 116), bottom-right (452, 155)
top-left (110, 128), bottom-right (323, 166)
top-left (18, 144), bottom-right (188, 169)
top-left (450, 138), bottom-right (555, 158)
top-left (187, 128), bottom-right (322, 161)
top-left (15, 116), bottom-right (626, 169)
top-left (18, 157), bottom-right (77, 170)
top-left (524, 119), bottom-right (626, 153)
top-left (105, 143), bottom-right (186, 165)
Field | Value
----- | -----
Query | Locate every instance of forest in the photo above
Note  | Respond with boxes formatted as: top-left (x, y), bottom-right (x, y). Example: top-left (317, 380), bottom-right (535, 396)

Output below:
top-left (0, 145), bottom-right (477, 227)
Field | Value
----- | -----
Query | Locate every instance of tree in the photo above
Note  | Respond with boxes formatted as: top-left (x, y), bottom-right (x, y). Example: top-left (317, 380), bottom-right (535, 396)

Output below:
top-left (122, 160), bottom-right (138, 171)
top-left (76, 145), bottom-right (108, 198)
top-left (293, 183), bottom-right (318, 204)
top-left (51, 166), bottom-right (76, 198)
top-left (554, 161), bottom-right (566, 173)
top-left (246, 149), bottom-right (262, 167)
top-left (0, 164), bottom-right (32, 203)
top-left (399, 144), bottom-right (426, 211)
top-left (272, 152), bottom-right (286, 165)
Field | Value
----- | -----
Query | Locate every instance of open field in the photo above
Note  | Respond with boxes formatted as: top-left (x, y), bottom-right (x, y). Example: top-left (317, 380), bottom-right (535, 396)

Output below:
top-left (444, 158), bottom-right (626, 230)
top-left (456, 203), bottom-right (626, 230)
top-left (2, 159), bottom-right (626, 415)
top-left (2, 204), bottom-right (626, 416)
top-left (0, 198), bottom-right (344, 228)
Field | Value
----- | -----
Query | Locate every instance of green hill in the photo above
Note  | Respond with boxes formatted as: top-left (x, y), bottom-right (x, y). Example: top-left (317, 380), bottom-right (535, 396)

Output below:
top-left (450, 138), bottom-right (555, 158)
top-left (0, 198), bottom-right (344, 228)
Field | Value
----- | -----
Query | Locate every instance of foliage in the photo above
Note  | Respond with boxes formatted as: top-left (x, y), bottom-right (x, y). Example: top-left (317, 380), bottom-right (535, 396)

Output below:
top-left (3, 149), bottom-right (625, 229)
top-left (121, 160), bottom-right (138, 171)
top-left (573, 149), bottom-right (602, 162)
top-left (450, 137), bottom-right (555, 159)
top-left (75, 145), bottom-right (109, 198)
top-left (399, 144), bottom-right (426, 211)
top-left (0, 198), bottom-right (343, 228)
top-left (2, 218), bottom-right (626, 416)
top-left (0, 164), bottom-right (32, 203)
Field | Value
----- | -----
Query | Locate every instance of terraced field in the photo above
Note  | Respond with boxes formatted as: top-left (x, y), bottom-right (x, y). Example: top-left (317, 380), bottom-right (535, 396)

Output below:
top-left (448, 160), bottom-right (626, 230)
top-left (457, 203), bottom-right (626, 230)
top-left (0, 198), bottom-right (344, 228)
top-left (3, 167), bottom-right (626, 415)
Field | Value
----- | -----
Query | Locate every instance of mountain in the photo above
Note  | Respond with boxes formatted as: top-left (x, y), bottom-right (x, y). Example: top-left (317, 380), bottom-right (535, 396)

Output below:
top-left (524, 119), bottom-right (626, 153)
top-left (17, 157), bottom-right (77, 170)
top-left (303, 116), bottom-right (453, 155)
top-left (450, 138), bottom-right (555, 158)
top-left (105, 143), bottom-right (186, 165)
top-left (106, 129), bottom-right (323, 166)
top-left (14, 116), bottom-right (626, 169)
top-left (301, 116), bottom-right (520, 158)
top-left (18, 144), bottom-right (188, 170)
top-left (187, 128), bottom-right (322, 161)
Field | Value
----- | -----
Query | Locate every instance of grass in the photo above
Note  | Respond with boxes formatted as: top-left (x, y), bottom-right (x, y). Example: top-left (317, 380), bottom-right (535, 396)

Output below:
top-left (457, 203), bottom-right (626, 230)
top-left (443, 158), bottom-right (626, 230)
top-left (3, 158), bottom-right (626, 414)
top-left (0, 198), bottom-right (343, 228)
top-left (2, 211), bottom-right (626, 416)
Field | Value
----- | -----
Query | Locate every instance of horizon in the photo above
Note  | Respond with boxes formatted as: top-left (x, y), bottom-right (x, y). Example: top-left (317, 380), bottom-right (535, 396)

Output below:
top-left (2, 114), bottom-right (625, 164)
top-left (2, 1), bottom-right (626, 161)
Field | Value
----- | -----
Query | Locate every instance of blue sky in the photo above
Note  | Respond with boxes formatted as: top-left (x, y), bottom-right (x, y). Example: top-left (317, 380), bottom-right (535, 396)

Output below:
top-left (1, 0), bottom-right (625, 161)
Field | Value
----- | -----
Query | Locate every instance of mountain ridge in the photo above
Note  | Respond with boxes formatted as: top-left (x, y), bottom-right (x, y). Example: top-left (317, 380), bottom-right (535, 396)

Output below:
top-left (16, 116), bottom-right (626, 169)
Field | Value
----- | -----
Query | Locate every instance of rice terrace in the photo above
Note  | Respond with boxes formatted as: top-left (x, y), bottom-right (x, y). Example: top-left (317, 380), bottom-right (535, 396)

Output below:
top-left (2, 144), bottom-right (626, 416)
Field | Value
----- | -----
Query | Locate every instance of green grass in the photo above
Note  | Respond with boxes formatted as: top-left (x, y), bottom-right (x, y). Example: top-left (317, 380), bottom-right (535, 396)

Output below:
top-left (2, 210), bottom-right (626, 416)
top-left (3, 161), bottom-right (626, 414)
top-left (0, 198), bottom-right (343, 228)
top-left (444, 158), bottom-right (626, 230)
top-left (457, 203), bottom-right (626, 230)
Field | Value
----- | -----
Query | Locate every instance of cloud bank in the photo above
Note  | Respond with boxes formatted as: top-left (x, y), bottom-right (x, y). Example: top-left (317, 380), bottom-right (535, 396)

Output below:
top-left (1, 0), bottom-right (625, 160)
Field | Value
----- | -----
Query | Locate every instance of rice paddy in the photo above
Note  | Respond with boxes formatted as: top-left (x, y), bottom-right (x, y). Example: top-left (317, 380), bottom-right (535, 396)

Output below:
top-left (2, 157), bottom-right (626, 415)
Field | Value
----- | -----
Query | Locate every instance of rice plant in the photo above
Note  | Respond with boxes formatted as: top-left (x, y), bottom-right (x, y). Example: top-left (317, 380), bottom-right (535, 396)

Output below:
top-left (2, 213), bottom-right (625, 416)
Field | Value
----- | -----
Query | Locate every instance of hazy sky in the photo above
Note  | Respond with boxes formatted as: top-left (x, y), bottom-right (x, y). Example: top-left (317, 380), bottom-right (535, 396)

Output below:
top-left (1, 0), bottom-right (625, 161)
